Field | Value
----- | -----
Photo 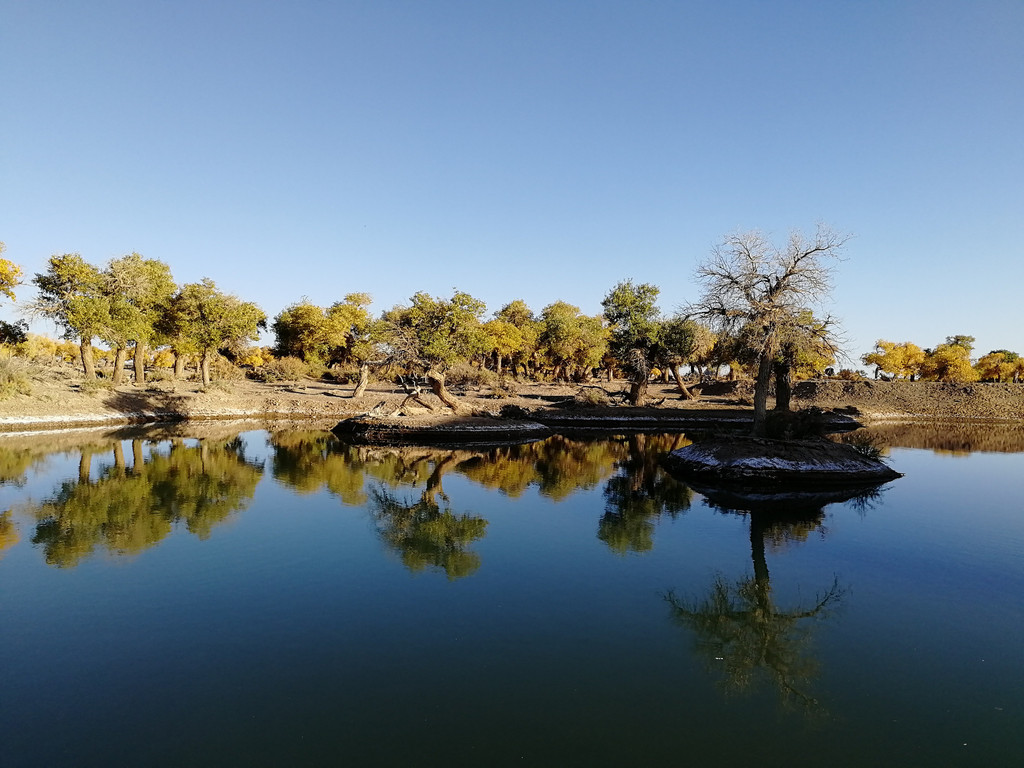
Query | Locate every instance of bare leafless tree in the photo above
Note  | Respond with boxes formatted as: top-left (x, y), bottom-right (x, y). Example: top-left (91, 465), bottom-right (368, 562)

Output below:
top-left (687, 225), bottom-right (849, 436)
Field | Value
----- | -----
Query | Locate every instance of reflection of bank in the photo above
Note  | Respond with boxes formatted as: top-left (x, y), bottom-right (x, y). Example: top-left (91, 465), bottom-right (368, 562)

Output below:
top-left (664, 487), bottom-right (881, 711)
top-left (851, 422), bottom-right (1024, 455)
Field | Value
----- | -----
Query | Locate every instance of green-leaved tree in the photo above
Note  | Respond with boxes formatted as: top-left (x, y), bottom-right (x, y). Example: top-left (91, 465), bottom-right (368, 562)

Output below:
top-left (160, 279), bottom-right (266, 386)
top-left (31, 254), bottom-right (110, 378)
top-left (602, 280), bottom-right (663, 405)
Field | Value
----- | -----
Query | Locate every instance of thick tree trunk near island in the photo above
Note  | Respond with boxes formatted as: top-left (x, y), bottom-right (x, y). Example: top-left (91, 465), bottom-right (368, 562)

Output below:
top-left (752, 354), bottom-right (772, 437)
top-left (426, 370), bottom-right (465, 414)
top-left (773, 360), bottom-right (793, 412)
top-left (627, 378), bottom-right (648, 406)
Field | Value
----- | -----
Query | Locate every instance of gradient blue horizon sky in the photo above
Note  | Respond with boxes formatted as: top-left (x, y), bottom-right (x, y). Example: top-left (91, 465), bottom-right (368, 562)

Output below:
top-left (3, 0), bottom-right (1022, 365)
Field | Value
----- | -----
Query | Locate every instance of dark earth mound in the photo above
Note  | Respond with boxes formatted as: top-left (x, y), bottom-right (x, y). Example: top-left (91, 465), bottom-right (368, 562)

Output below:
top-left (664, 435), bottom-right (902, 487)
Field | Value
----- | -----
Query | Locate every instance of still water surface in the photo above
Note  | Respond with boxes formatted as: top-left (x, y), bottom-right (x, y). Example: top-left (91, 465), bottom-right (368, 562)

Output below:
top-left (1, 424), bottom-right (1021, 766)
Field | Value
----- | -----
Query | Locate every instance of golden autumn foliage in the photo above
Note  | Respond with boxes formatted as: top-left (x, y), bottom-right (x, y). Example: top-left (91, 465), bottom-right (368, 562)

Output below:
top-left (920, 340), bottom-right (978, 383)
top-left (237, 346), bottom-right (275, 368)
top-left (0, 242), bottom-right (23, 302)
top-left (0, 511), bottom-right (20, 557)
top-left (974, 350), bottom-right (1024, 383)
top-left (861, 340), bottom-right (926, 379)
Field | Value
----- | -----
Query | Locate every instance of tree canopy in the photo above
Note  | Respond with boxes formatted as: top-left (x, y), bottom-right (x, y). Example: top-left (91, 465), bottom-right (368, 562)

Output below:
top-left (102, 253), bottom-right (176, 384)
top-left (538, 301), bottom-right (608, 382)
top-left (688, 226), bottom-right (848, 435)
top-left (0, 241), bottom-right (23, 302)
top-left (31, 254), bottom-right (111, 378)
top-left (161, 279), bottom-right (266, 385)
top-left (602, 280), bottom-right (661, 404)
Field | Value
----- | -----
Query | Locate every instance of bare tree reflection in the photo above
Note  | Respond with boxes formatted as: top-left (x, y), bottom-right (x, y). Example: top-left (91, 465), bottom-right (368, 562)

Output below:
top-left (666, 573), bottom-right (843, 710)
top-left (662, 487), bottom-right (885, 711)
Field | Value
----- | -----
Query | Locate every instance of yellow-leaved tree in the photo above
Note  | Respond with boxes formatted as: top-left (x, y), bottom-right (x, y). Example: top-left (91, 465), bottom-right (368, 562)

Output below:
top-left (0, 242), bottom-right (23, 302)
top-left (974, 350), bottom-right (1022, 383)
top-left (861, 340), bottom-right (925, 380)
top-left (920, 336), bottom-right (978, 382)
top-left (481, 318), bottom-right (525, 377)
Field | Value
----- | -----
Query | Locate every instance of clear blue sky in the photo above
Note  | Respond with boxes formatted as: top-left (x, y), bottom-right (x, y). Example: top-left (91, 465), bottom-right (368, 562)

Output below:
top-left (3, 0), bottom-right (1022, 364)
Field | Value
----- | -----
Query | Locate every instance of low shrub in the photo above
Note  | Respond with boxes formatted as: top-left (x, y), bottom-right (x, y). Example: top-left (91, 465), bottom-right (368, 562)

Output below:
top-left (835, 369), bottom-right (865, 381)
top-left (79, 377), bottom-right (114, 396)
top-left (444, 363), bottom-right (494, 391)
top-left (574, 386), bottom-right (610, 408)
top-left (259, 356), bottom-right (309, 382)
top-left (146, 368), bottom-right (175, 383)
top-left (840, 431), bottom-right (886, 461)
top-left (210, 354), bottom-right (246, 381)
top-left (490, 375), bottom-right (519, 399)
top-left (0, 356), bottom-right (32, 399)
top-left (499, 404), bottom-right (531, 419)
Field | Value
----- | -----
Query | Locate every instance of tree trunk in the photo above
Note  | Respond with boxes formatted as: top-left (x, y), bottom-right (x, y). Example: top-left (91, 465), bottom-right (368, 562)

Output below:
top-left (752, 354), bottom-right (772, 437)
top-left (750, 515), bottom-right (770, 588)
top-left (660, 367), bottom-right (669, 384)
top-left (200, 350), bottom-right (212, 387)
top-left (173, 352), bottom-right (186, 379)
top-left (80, 337), bottom-right (96, 379)
top-left (112, 442), bottom-right (126, 474)
top-left (111, 346), bottom-right (128, 385)
top-left (627, 377), bottom-right (648, 406)
top-left (134, 341), bottom-right (146, 385)
top-left (495, 353), bottom-right (502, 376)
top-left (426, 370), bottom-right (464, 414)
top-left (131, 439), bottom-right (145, 475)
top-left (773, 360), bottom-right (793, 412)
top-left (78, 451), bottom-right (92, 483)
top-left (672, 364), bottom-right (699, 400)
top-left (353, 362), bottom-right (370, 398)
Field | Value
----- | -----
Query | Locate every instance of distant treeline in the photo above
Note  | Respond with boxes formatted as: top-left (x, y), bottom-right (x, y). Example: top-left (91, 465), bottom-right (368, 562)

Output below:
top-left (1, 242), bottom-right (1015, 401)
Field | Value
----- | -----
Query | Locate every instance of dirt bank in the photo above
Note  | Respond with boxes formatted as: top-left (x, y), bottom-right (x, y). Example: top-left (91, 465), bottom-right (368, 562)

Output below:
top-left (791, 380), bottom-right (1024, 421)
top-left (0, 370), bottom-right (1021, 433)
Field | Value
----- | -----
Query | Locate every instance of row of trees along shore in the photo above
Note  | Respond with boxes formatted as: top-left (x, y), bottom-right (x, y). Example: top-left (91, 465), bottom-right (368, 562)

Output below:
top-left (1, 229), bottom-right (1020, 433)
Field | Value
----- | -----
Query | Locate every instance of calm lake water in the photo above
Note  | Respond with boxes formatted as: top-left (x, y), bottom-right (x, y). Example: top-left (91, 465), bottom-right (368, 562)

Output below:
top-left (1, 423), bottom-right (1022, 767)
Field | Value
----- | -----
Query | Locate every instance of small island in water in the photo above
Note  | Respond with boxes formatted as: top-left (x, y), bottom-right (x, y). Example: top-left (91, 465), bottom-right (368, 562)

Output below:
top-left (663, 434), bottom-right (902, 487)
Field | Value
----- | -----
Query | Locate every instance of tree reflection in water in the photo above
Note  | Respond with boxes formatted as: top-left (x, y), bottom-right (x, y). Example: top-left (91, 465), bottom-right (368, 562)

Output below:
top-left (666, 572), bottom-right (842, 711)
top-left (267, 431), bottom-right (700, 574)
top-left (599, 433), bottom-right (693, 554)
top-left (663, 487), bottom-right (882, 711)
top-left (368, 488), bottom-right (487, 581)
top-left (0, 510), bottom-right (19, 559)
top-left (270, 430), bottom-right (369, 504)
top-left (364, 446), bottom-right (487, 580)
top-left (28, 437), bottom-right (263, 567)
